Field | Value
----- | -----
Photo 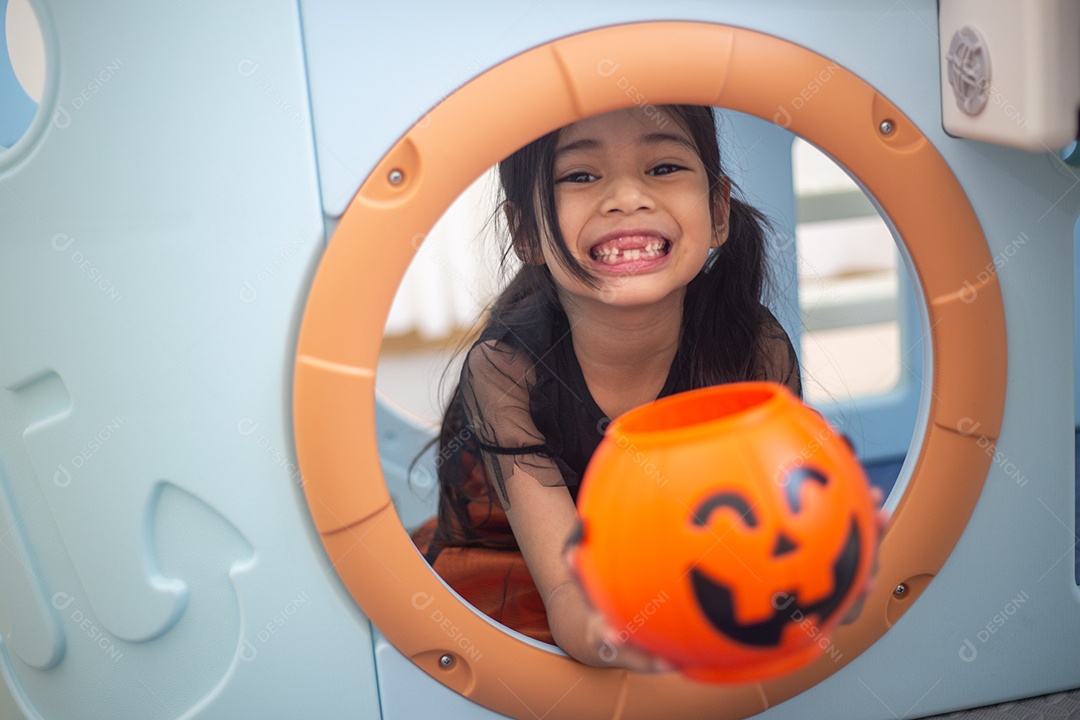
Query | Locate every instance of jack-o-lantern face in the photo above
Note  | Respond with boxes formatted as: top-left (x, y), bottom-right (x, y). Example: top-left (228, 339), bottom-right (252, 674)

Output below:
top-left (688, 466), bottom-right (862, 648)
top-left (573, 382), bottom-right (878, 684)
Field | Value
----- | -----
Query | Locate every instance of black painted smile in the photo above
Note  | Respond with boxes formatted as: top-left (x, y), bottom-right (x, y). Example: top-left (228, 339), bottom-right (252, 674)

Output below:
top-left (690, 518), bottom-right (861, 647)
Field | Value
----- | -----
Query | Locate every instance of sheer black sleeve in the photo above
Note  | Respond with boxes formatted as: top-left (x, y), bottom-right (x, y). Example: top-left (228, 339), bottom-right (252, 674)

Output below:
top-left (458, 339), bottom-right (570, 506)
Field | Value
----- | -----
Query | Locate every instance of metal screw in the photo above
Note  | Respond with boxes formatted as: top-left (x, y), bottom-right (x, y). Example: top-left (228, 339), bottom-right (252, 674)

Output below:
top-left (879, 120), bottom-right (895, 135)
top-left (388, 169), bottom-right (405, 185)
top-left (439, 654), bottom-right (454, 668)
top-left (894, 583), bottom-right (908, 598)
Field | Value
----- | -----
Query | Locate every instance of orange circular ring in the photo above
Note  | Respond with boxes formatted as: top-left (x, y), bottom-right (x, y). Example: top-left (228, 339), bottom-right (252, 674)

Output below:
top-left (293, 22), bottom-right (1006, 720)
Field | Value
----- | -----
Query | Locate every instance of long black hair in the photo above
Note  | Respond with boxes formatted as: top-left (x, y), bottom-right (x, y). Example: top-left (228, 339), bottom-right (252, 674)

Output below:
top-left (420, 105), bottom-right (793, 550)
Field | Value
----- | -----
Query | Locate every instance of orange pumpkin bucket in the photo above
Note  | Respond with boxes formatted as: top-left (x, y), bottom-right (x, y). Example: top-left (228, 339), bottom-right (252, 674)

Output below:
top-left (573, 382), bottom-right (878, 683)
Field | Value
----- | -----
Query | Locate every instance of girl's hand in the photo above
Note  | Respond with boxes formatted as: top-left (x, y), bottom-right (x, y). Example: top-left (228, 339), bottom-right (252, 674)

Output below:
top-left (840, 486), bottom-right (889, 624)
top-left (585, 609), bottom-right (677, 673)
top-left (564, 540), bottom-right (678, 673)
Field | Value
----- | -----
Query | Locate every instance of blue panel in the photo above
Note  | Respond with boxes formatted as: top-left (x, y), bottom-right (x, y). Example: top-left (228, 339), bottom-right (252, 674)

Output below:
top-left (0, 1), bottom-right (381, 717)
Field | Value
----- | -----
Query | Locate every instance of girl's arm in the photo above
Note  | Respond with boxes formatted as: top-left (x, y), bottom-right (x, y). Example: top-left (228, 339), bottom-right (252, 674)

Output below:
top-left (461, 340), bottom-right (670, 669)
top-left (503, 468), bottom-right (671, 671)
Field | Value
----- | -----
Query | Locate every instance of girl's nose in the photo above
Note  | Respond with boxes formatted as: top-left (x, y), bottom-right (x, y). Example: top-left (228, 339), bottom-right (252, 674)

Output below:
top-left (600, 175), bottom-right (655, 215)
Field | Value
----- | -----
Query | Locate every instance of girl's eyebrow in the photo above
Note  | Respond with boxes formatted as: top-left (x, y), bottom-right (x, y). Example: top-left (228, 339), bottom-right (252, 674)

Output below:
top-left (642, 132), bottom-right (698, 153)
top-left (554, 132), bottom-right (696, 160)
top-left (553, 137), bottom-right (601, 159)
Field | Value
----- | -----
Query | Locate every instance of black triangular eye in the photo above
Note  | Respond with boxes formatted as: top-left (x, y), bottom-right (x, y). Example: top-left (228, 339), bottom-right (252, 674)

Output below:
top-left (771, 532), bottom-right (798, 557)
top-left (692, 492), bottom-right (758, 528)
top-left (783, 467), bottom-right (828, 513)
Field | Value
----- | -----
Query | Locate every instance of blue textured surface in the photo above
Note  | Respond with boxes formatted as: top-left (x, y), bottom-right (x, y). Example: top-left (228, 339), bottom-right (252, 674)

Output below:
top-left (0, 2), bottom-right (381, 718)
top-left (866, 430), bottom-right (1080, 586)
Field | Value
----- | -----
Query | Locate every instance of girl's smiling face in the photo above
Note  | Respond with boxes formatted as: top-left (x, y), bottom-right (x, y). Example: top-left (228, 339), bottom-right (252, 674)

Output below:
top-left (543, 107), bottom-right (729, 308)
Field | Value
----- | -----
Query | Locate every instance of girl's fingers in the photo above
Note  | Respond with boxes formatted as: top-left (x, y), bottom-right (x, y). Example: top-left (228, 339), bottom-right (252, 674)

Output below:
top-left (599, 637), bottom-right (676, 673)
top-left (869, 485), bottom-right (889, 530)
top-left (841, 483), bottom-right (888, 626)
top-left (592, 615), bottom-right (677, 673)
top-left (839, 592), bottom-right (869, 625)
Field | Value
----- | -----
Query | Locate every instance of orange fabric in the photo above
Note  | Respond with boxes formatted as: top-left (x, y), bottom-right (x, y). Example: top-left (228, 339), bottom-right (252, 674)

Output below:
top-left (411, 447), bottom-right (554, 645)
top-left (412, 517), bottom-right (554, 644)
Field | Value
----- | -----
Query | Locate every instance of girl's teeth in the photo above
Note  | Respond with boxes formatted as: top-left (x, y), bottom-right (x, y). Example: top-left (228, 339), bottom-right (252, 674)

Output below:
top-left (591, 239), bottom-right (668, 264)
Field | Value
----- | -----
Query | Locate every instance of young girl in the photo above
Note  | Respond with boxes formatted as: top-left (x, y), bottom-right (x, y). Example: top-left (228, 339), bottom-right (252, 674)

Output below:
top-left (411, 104), bottom-right (801, 671)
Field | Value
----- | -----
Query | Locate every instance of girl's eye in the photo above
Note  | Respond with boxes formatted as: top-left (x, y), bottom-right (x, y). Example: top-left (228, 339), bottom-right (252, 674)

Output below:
top-left (649, 163), bottom-right (686, 176)
top-left (556, 171), bottom-right (597, 184)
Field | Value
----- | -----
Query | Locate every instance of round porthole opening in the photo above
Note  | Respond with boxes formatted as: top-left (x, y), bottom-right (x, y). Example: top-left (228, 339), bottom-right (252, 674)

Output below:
top-left (294, 22), bottom-right (1006, 720)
